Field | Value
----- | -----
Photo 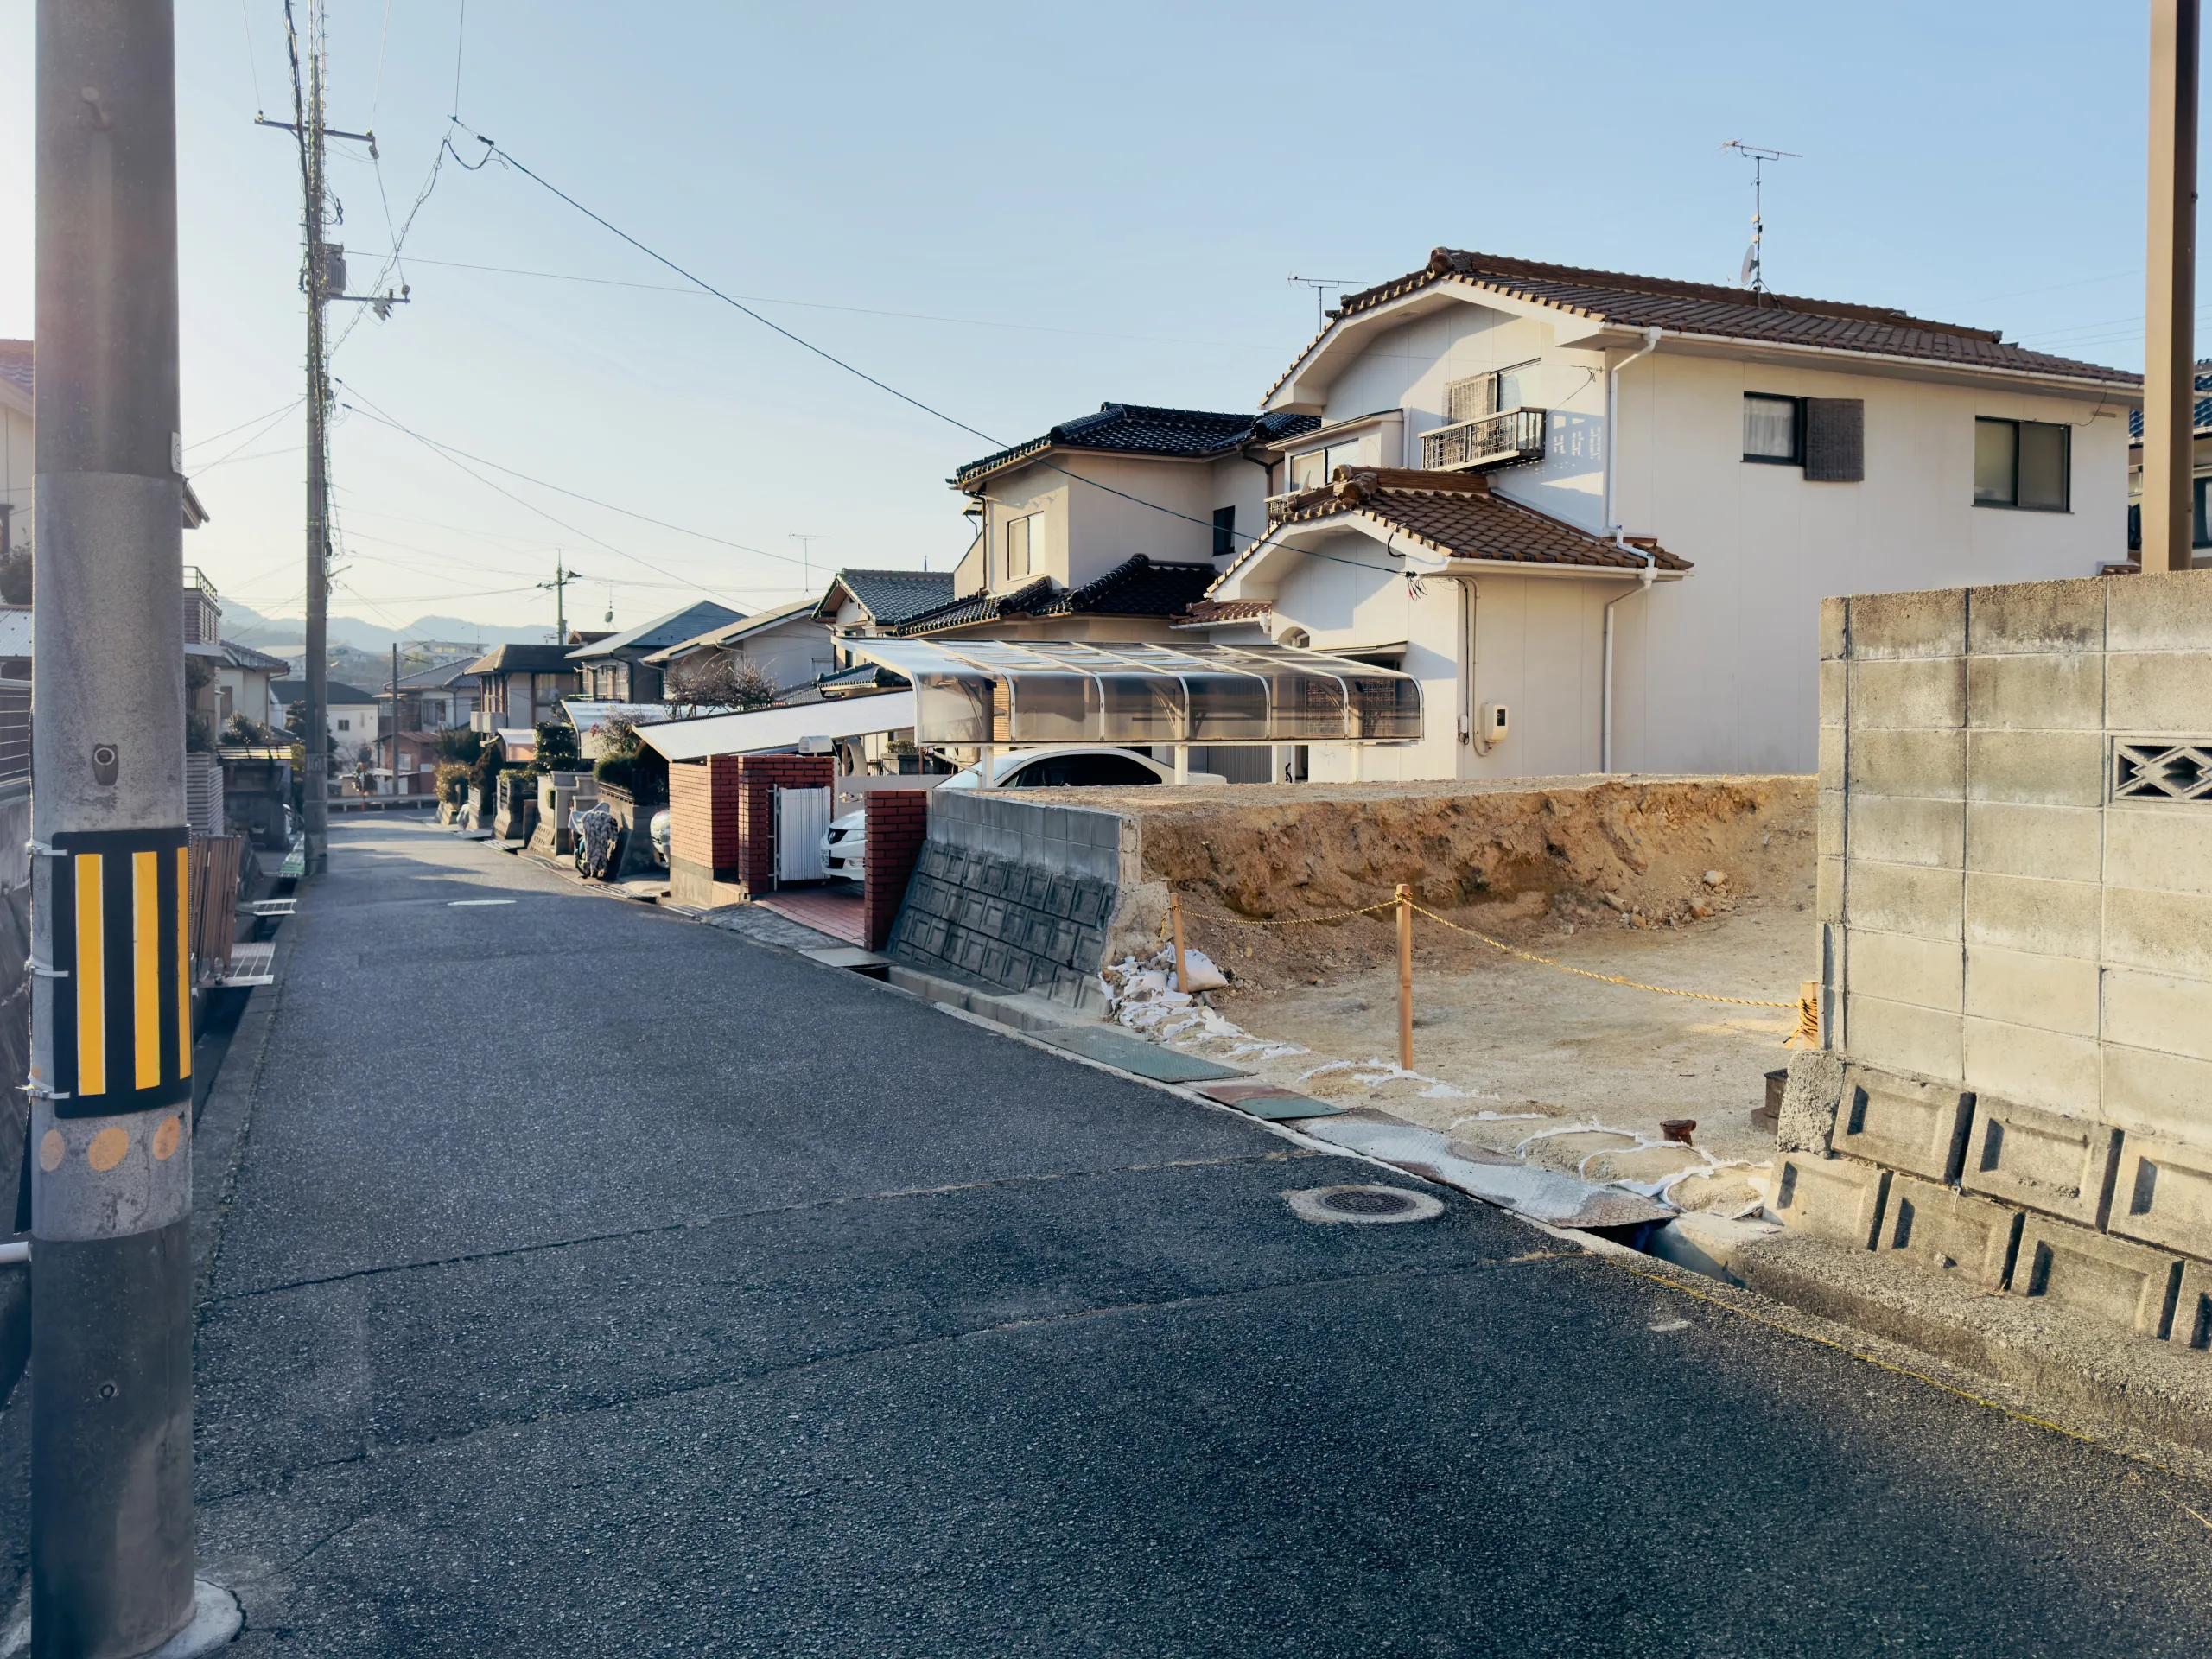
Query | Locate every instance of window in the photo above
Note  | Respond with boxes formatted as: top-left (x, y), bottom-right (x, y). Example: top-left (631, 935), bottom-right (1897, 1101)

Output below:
top-left (1743, 394), bottom-right (1802, 463)
top-left (1211, 505), bottom-right (1236, 558)
top-left (1007, 753), bottom-right (1162, 788)
top-left (1974, 417), bottom-right (2069, 511)
top-left (336, 718), bottom-right (350, 732)
top-left (1445, 363), bottom-right (1536, 423)
top-left (1287, 441), bottom-right (1365, 491)
top-left (1006, 512), bottom-right (1043, 580)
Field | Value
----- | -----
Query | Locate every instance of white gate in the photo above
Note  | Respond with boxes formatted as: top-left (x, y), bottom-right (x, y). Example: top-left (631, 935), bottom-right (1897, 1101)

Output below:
top-left (774, 786), bottom-right (832, 883)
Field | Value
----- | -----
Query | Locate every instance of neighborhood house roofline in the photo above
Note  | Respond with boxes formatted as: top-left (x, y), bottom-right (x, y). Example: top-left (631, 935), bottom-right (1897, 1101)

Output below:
top-left (564, 601), bottom-right (743, 661)
top-left (810, 568), bottom-right (957, 626)
top-left (640, 597), bottom-right (823, 665)
top-left (463, 643), bottom-right (579, 676)
top-left (1263, 247), bottom-right (2142, 411)
top-left (270, 678), bottom-right (380, 705)
top-left (634, 689), bottom-right (918, 761)
top-left (951, 404), bottom-right (1319, 490)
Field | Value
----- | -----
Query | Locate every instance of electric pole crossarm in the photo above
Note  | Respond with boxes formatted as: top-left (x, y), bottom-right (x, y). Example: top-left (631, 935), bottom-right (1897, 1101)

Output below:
top-left (254, 115), bottom-right (373, 145)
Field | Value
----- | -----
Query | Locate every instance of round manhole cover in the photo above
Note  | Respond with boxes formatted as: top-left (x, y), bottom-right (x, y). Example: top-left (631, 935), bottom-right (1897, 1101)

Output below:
top-left (1284, 1185), bottom-right (1446, 1225)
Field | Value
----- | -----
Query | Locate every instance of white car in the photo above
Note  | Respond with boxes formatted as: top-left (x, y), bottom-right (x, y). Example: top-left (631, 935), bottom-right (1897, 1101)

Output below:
top-left (821, 746), bottom-right (1227, 881)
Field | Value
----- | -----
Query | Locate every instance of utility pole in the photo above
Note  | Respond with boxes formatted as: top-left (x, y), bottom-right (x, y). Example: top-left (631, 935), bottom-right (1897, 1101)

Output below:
top-left (2146, 0), bottom-right (2201, 573)
top-left (390, 641), bottom-right (400, 798)
top-left (537, 557), bottom-right (583, 643)
top-left (33, 1), bottom-right (233, 1652)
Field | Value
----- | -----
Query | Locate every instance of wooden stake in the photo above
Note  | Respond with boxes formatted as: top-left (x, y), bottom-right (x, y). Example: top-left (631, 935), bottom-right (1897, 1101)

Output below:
top-left (1396, 883), bottom-right (1414, 1072)
top-left (1171, 891), bottom-right (1188, 995)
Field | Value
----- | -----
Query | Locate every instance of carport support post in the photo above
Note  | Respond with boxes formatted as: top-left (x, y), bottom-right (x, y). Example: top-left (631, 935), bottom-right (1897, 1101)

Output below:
top-left (31, 1), bottom-right (205, 1654)
top-left (1395, 884), bottom-right (1414, 1072)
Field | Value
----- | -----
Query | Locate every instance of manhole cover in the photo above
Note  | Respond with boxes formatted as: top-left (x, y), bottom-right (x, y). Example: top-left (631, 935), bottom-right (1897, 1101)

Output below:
top-left (1283, 1185), bottom-right (1445, 1225)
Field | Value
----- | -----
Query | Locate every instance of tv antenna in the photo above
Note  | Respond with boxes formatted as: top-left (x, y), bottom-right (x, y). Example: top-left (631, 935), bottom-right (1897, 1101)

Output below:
top-left (1287, 274), bottom-right (1367, 331)
top-left (1721, 140), bottom-right (1801, 293)
top-left (789, 533), bottom-right (830, 592)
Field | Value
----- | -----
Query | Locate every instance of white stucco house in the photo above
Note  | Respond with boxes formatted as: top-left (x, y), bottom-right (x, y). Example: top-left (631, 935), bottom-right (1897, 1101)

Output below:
top-left (643, 599), bottom-right (837, 698)
top-left (1198, 248), bottom-right (2143, 780)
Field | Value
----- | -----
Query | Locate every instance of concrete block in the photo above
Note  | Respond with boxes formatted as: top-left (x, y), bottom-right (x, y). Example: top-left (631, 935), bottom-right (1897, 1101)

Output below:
top-left (2103, 966), bottom-right (2212, 1065)
top-left (1850, 657), bottom-right (1965, 729)
top-left (1834, 1061), bottom-right (1975, 1180)
top-left (1965, 652), bottom-right (2104, 731)
top-left (1844, 859), bottom-right (1961, 941)
top-left (1964, 803), bottom-right (2103, 884)
top-left (2103, 1043), bottom-right (2212, 1144)
top-left (2171, 1260), bottom-right (2212, 1348)
top-left (1962, 1096), bottom-right (2121, 1228)
top-left (1816, 856), bottom-right (1844, 923)
top-left (2012, 1212), bottom-right (2182, 1338)
top-left (1819, 658), bottom-right (1847, 728)
top-left (1878, 1173), bottom-right (2023, 1290)
top-left (2107, 651), bottom-right (2212, 734)
top-left (1817, 725), bottom-right (1845, 792)
top-left (2104, 809), bottom-right (2212, 898)
top-left (1963, 945), bottom-right (2099, 1038)
top-left (1847, 794), bottom-right (1963, 868)
top-left (1820, 594), bottom-right (1847, 660)
top-left (1770, 1153), bottom-right (1890, 1249)
top-left (2105, 568), bottom-right (2212, 651)
top-left (2111, 1135), bottom-right (2212, 1261)
top-left (1849, 588), bottom-right (1965, 659)
top-left (1817, 790), bottom-right (1844, 860)
top-left (1962, 872), bottom-right (2101, 960)
top-left (2104, 885), bottom-right (2212, 981)
top-left (1965, 729), bottom-right (2107, 806)
top-left (1843, 994), bottom-right (1962, 1083)
top-left (1777, 1047), bottom-right (1846, 1154)
top-left (1967, 576), bottom-right (2107, 655)
top-left (1847, 728), bottom-right (1965, 800)
top-left (1963, 1016), bottom-right (2102, 1116)
top-left (1846, 928), bottom-right (1961, 1013)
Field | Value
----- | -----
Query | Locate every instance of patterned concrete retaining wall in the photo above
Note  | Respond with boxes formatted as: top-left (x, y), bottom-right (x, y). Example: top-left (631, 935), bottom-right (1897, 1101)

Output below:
top-left (886, 789), bottom-right (1138, 1013)
top-left (1790, 569), bottom-right (2212, 1343)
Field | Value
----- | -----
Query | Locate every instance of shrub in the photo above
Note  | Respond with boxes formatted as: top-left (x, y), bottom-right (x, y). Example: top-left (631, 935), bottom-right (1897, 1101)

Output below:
top-left (434, 726), bottom-right (483, 765)
top-left (592, 753), bottom-right (635, 793)
top-left (222, 713), bottom-right (283, 746)
top-left (531, 719), bottom-right (580, 777)
top-left (433, 761), bottom-right (470, 805)
top-left (665, 652), bottom-right (779, 709)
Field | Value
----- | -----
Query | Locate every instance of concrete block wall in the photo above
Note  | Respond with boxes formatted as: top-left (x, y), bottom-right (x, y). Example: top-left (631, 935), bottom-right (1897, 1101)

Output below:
top-left (862, 790), bottom-right (929, 952)
top-left (1807, 569), bottom-right (2212, 1342)
top-left (886, 788), bottom-right (1138, 1011)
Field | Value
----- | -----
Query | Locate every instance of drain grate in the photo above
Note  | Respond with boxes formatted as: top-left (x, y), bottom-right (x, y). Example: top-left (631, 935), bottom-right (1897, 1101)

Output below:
top-left (1284, 1185), bottom-right (1446, 1225)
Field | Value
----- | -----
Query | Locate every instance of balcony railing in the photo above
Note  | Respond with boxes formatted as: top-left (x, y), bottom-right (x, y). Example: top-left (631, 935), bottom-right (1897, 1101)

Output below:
top-left (1420, 406), bottom-right (1547, 474)
top-left (182, 564), bottom-right (222, 652)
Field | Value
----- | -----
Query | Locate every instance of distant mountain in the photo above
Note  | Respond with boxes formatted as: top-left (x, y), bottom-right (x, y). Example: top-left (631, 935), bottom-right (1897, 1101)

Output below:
top-left (217, 594), bottom-right (552, 654)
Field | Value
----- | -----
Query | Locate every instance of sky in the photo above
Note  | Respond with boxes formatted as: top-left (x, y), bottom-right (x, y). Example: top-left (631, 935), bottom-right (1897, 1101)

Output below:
top-left (0, 0), bottom-right (2184, 642)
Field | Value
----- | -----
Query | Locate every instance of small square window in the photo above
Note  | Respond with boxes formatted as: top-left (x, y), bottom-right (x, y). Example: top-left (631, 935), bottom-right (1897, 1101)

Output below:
top-left (1743, 394), bottom-right (1802, 463)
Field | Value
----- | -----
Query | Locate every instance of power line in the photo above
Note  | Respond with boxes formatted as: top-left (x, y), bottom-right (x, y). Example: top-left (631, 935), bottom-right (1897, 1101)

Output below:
top-left (186, 397), bottom-right (304, 452)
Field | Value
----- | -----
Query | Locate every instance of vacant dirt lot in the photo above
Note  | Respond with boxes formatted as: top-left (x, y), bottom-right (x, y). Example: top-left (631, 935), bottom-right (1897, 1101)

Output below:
top-left (1071, 773), bottom-right (1820, 1211)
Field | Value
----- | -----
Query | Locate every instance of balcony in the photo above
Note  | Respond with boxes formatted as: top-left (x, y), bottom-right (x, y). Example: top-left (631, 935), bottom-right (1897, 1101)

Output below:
top-left (182, 565), bottom-right (222, 655)
top-left (1420, 406), bottom-right (1547, 474)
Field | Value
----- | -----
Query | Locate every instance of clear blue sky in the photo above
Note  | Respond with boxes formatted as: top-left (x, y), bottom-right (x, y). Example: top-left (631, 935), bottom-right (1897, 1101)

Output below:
top-left (0, 2), bottom-right (2182, 638)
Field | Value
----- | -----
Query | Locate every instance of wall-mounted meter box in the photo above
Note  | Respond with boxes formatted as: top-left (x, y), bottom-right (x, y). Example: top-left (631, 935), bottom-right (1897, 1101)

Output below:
top-left (1481, 703), bottom-right (1510, 744)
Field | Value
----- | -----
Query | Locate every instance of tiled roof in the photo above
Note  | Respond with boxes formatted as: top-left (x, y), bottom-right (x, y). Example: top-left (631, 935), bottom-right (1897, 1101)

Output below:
top-left (813, 568), bottom-right (957, 626)
top-left (2127, 364), bottom-right (2212, 440)
top-left (393, 656), bottom-right (484, 690)
top-left (270, 678), bottom-right (381, 705)
top-left (641, 597), bottom-right (825, 664)
top-left (1268, 248), bottom-right (2138, 404)
top-left (462, 643), bottom-right (577, 676)
top-left (0, 340), bottom-right (29, 403)
top-left (1268, 469), bottom-right (1689, 573)
top-left (1173, 598), bottom-right (1272, 628)
top-left (220, 639), bottom-right (291, 673)
top-left (566, 601), bottom-right (741, 660)
top-left (888, 556), bottom-right (1219, 637)
top-left (954, 404), bottom-right (1319, 487)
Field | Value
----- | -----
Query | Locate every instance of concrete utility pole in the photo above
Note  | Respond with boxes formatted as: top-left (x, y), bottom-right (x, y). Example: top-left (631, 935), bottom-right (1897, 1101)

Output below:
top-left (537, 557), bottom-right (582, 644)
top-left (31, 2), bottom-right (230, 1652)
top-left (390, 641), bottom-right (400, 797)
top-left (2145, 0), bottom-right (2201, 573)
top-left (296, 7), bottom-right (334, 871)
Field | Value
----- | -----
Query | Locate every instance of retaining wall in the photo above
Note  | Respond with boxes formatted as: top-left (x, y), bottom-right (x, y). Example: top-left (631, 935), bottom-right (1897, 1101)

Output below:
top-left (1792, 569), bottom-right (2212, 1344)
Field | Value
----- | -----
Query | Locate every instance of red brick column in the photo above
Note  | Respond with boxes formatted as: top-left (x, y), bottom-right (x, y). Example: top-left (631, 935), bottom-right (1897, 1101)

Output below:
top-left (863, 790), bottom-right (930, 950)
top-left (733, 753), bottom-right (836, 892)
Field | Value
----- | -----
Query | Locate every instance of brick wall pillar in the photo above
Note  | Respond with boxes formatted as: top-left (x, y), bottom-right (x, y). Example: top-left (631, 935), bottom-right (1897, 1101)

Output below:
top-left (733, 753), bottom-right (836, 893)
top-left (863, 790), bottom-right (930, 950)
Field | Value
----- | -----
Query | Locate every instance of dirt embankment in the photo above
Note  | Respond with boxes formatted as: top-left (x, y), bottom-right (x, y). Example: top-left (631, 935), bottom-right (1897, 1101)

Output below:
top-left (1041, 774), bottom-right (1815, 992)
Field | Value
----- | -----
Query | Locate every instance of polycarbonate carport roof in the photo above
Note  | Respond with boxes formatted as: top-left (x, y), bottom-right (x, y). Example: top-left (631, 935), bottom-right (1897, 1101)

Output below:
top-left (842, 639), bottom-right (1420, 747)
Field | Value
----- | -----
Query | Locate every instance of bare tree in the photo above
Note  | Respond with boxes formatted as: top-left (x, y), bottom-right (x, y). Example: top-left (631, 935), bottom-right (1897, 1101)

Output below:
top-left (664, 651), bottom-right (780, 709)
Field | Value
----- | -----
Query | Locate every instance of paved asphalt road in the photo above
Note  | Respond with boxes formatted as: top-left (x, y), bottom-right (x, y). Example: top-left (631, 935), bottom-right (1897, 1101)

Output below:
top-left (9, 815), bottom-right (2212, 1656)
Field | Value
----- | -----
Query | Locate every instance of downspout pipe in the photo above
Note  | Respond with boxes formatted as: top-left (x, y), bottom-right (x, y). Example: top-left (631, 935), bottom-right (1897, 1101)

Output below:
top-left (1600, 326), bottom-right (1662, 776)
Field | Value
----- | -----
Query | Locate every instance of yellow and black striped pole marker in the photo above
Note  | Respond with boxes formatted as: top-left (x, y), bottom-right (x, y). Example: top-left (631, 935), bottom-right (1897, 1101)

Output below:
top-left (45, 829), bottom-right (194, 1116)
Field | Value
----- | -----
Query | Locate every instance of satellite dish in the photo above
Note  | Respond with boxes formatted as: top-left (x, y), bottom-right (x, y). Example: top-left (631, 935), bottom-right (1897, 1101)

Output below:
top-left (1739, 242), bottom-right (1759, 287)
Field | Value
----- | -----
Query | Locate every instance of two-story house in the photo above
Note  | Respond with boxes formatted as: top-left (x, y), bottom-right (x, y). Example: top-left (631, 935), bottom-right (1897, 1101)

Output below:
top-left (464, 643), bottom-right (581, 734)
top-left (884, 405), bottom-right (1319, 641)
top-left (644, 599), bottom-right (836, 699)
top-left (385, 655), bottom-right (482, 734)
top-left (1201, 247), bottom-right (2141, 780)
top-left (567, 601), bottom-right (742, 702)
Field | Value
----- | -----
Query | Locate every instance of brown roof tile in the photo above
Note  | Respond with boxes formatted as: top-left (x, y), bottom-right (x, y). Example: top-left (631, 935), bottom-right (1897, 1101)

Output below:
top-left (1274, 468), bottom-right (1690, 573)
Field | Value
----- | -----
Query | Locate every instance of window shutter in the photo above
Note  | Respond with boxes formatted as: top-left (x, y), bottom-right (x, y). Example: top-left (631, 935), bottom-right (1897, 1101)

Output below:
top-left (1804, 398), bottom-right (1865, 482)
